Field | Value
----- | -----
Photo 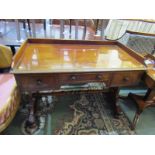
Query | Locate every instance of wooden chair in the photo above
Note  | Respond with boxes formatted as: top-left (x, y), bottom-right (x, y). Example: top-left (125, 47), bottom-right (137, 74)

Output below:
top-left (120, 32), bottom-right (155, 129)
top-left (127, 54), bottom-right (155, 130)
top-left (93, 19), bottom-right (109, 40)
top-left (50, 19), bottom-right (96, 40)
top-left (105, 30), bottom-right (155, 129)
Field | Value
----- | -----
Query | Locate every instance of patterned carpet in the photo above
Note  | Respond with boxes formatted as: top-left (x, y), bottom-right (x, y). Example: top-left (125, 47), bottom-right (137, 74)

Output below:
top-left (52, 93), bottom-right (135, 135)
top-left (2, 93), bottom-right (135, 135)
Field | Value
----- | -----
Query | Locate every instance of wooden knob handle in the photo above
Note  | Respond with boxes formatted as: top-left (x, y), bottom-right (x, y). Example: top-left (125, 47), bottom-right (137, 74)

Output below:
top-left (71, 75), bottom-right (76, 80)
top-left (96, 75), bottom-right (102, 80)
top-left (37, 79), bottom-right (42, 85)
top-left (123, 77), bottom-right (129, 82)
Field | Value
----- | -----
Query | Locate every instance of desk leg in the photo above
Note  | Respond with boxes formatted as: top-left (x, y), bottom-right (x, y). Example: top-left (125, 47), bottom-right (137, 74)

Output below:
top-left (25, 93), bottom-right (38, 134)
top-left (108, 87), bottom-right (122, 117)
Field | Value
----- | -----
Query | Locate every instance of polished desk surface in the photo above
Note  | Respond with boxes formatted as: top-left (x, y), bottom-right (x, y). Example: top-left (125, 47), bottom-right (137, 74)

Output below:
top-left (14, 43), bottom-right (144, 73)
top-left (12, 39), bottom-right (147, 128)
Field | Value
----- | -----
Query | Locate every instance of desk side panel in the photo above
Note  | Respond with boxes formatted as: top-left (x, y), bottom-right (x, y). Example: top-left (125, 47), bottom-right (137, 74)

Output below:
top-left (11, 40), bottom-right (28, 69)
top-left (117, 41), bottom-right (145, 66)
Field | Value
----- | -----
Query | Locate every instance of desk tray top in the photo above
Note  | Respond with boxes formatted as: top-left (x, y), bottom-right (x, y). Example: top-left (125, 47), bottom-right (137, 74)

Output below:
top-left (12, 39), bottom-right (146, 73)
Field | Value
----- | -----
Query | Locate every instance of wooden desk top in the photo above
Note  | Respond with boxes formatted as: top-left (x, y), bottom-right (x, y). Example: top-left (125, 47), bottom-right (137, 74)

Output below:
top-left (12, 39), bottom-right (146, 73)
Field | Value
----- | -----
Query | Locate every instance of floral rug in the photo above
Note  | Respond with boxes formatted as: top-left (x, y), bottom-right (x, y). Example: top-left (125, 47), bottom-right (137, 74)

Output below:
top-left (2, 93), bottom-right (135, 135)
top-left (53, 93), bottom-right (135, 135)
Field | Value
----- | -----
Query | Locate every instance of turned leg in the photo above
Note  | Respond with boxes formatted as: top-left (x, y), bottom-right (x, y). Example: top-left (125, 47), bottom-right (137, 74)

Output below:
top-left (27, 96), bottom-right (36, 126)
top-left (131, 110), bottom-right (142, 130)
top-left (25, 93), bottom-right (38, 134)
top-left (128, 92), bottom-right (155, 130)
top-left (108, 87), bottom-right (122, 117)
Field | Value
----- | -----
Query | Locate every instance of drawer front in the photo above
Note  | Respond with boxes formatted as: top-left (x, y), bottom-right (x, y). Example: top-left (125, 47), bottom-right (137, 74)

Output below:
top-left (144, 74), bottom-right (155, 89)
top-left (15, 71), bottom-right (143, 92)
top-left (110, 72), bottom-right (143, 87)
top-left (59, 73), bottom-right (110, 85)
top-left (15, 74), bottom-right (59, 92)
top-left (15, 73), bottom-right (111, 92)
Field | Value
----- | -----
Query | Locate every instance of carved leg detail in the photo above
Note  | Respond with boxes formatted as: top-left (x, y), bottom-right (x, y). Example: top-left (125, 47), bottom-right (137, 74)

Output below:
top-left (25, 93), bottom-right (38, 134)
top-left (27, 97), bottom-right (36, 125)
top-left (131, 111), bottom-right (142, 130)
top-left (108, 87), bottom-right (122, 118)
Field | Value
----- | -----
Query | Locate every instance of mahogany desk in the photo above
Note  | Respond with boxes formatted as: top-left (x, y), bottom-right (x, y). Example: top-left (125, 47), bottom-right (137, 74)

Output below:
top-left (11, 38), bottom-right (146, 132)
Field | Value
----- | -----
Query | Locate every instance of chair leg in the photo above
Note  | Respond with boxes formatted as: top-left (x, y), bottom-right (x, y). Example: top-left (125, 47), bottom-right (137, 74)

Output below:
top-left (131, 111), bottom-right (142, 130)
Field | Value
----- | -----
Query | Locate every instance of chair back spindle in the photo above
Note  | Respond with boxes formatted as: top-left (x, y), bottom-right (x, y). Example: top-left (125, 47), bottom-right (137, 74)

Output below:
top-left (60, 19), bottom-right (64, 39)
top-left (43, 19), bottom-right (47, 38)
top-left (31, 19), bottom-right (36, 38)
top-left (82, 19), bottom-right (87, 40)
top-left (15, 19), bottom-right (21, 41)
top-left (75, 20), bottom-right (79, 39)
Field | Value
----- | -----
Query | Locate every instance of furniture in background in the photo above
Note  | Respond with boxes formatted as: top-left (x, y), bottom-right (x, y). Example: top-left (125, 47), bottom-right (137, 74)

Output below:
top-left (104, 19), bottom-right (155, 40)
top-left (0, 19), bottom-right (104, 55)
top-left (0, 45), bottom-right (13, 72)
top-left (118, 30), bottom-right (155, 56)
top-left (94, 19), bottom-right (109, 40)
top-left (106, 30), bottom-right (155, 130)
top-left (0, 74), bottom-right (20, 133)
top-left (0, 45), bottom-right (20, 133)
top-left (128, 54), bottom-right (155, 129)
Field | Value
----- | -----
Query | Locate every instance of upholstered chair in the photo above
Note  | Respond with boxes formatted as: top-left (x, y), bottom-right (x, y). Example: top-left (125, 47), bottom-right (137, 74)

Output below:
top-left (0, 45), bottom-right (13, 72)
top-left (0, 45), bottom-right (20, 133)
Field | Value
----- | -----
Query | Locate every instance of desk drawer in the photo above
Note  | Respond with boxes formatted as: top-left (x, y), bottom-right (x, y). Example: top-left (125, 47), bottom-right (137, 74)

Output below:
top-left (110, 72), bottom-right (142, 87)
top-left (59, 73), bottom-right (110, 84)
top-left (16, 73), bottom-right (111, 92)
top-left (15, 74), bottom-right (58, 92)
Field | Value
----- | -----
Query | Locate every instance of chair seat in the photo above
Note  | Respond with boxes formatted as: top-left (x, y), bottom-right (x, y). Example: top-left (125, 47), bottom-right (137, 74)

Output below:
top-left (0, 74), bottom-right (20, 132)
top-left (0, 45), bottom-right (12, 68)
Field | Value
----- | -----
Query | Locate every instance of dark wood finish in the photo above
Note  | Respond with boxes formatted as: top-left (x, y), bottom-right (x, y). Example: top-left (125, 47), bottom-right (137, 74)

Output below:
top-left (27, 38), bottom-right (116, 45)
top-left (12, 38), bottom-right (146, 70)
top-left (14, 71), bottom-right (144, 93)
top-left (108, 87), bottom-right (121, 116)
top-left (110, 71), bottom-right (143, 87)
top-left (144, 74), bottom-right (155, 89)
top-left (144, 53), bottom-right (155, 61)
top-left (59, 73), bottom-right (110, 85)
top-left (25, 92), bottom-right (39, 134)
top-left (11, 39), bottom-right (146, 133)
top-left (15, 74), bottom-right (59, 92)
